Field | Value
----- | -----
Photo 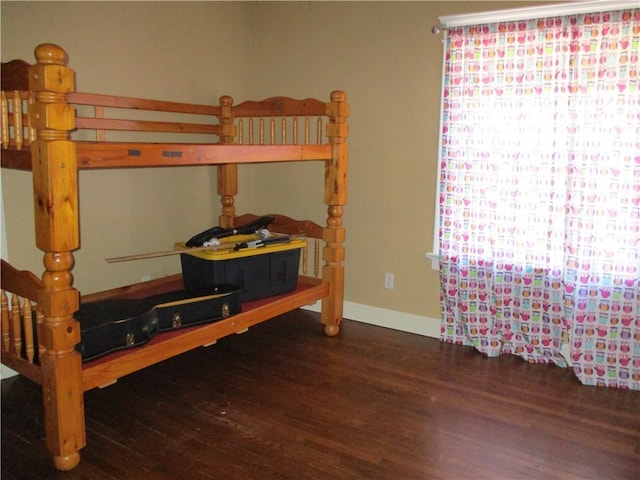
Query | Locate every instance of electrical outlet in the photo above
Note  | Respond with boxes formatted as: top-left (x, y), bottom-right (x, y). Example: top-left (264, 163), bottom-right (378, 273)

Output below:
top-left (384, 272), bottom-right (394, 289)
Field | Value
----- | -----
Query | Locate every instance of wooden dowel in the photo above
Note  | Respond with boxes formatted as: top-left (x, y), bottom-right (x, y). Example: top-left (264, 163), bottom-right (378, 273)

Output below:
top-left (22, 299), bottom-right (34, 364)
top-left (27, 92), bottom-right (36, 143)
top-left (314, 239), bottom-right (320, 278)
top-left (301, 240), bottom-right (308, 276)
top-left (36, 310), bottom-right (46, 359)
top-left (10, 294), bottom-right (21, 357)
top-left (259, 117), bottom-right (264, 145)
top-left (281, 116), bottom-right (286, 145)
top-left (1, 290), bottom-right (9, 352)
top-left (12, 91), bottom-right (23, 150)
top-left (270, 117), bottom-right (275, 145)
top-left (1, 91), bottom-right (8, 149)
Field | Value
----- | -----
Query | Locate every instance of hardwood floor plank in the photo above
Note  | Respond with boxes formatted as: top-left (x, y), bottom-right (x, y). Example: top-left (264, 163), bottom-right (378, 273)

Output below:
top-left (3, 310), bottom-right (639, 479)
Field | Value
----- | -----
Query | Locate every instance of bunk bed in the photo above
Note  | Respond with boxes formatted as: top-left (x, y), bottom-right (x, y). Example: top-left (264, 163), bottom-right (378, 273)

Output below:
top-left (0, 43), bottom-right (348, 471)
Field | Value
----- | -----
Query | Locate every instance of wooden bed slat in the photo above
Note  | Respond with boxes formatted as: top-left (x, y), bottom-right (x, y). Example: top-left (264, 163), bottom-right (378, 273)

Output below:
top-left (75, 117), bottom-right (223, 135)
top-left (68, 92), bottom-right (221, 116)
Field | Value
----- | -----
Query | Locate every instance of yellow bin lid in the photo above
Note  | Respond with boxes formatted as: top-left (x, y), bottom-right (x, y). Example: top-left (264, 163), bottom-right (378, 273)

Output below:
top-left (174, 236), bottom-right (306, 261)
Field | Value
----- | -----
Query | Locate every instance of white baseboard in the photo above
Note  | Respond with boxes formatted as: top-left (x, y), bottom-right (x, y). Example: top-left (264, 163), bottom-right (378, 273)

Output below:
top-left (303, 301), bottom-right (441, 339)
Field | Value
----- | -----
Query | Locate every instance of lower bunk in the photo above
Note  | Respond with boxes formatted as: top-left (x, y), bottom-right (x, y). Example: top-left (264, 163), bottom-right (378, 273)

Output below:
top-left (0, 213), bottom-right (337, 471)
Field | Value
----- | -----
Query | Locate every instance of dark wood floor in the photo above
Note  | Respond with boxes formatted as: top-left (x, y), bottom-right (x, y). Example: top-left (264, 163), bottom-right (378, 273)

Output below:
top-left (2, 310), bottom-right (639, 480)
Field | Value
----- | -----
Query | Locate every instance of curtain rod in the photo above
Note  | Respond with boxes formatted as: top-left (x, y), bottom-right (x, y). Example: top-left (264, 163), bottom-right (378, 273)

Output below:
top-left (439, 0), bottom-right (638, 27)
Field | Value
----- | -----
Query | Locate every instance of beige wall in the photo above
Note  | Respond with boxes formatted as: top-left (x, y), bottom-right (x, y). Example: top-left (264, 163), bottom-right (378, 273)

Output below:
top-left (247, 1), bottom-right (543, 321)
top-left (1, 1), bottom-right (255, 293)
top-left (1, 1), bottom-right (543, 321)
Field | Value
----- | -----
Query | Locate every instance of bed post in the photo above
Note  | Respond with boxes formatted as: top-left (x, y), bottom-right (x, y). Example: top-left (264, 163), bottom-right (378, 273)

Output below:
top-left (29, 44), bottom-right (85, 471)
top-left (322, 91), bottom-right (348, 336)
top-left (217, 95), bottom-right (237, 228)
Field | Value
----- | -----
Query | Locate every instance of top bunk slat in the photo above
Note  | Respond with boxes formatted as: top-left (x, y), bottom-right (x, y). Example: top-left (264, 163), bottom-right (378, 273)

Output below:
top-left (68, 92), bottom-right (222, 116)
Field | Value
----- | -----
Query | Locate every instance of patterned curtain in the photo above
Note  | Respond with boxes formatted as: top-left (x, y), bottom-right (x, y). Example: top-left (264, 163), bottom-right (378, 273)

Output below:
top-left (438, 9), bottom-right (640, 389)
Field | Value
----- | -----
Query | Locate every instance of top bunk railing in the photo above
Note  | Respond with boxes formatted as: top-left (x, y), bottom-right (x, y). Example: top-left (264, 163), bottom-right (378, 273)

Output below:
top-left (70, 92), bottom-right (225, 141)
top-left (67, 94), bottom-right (330, 147)
top-left (1, 53), bottom-right (337, 170)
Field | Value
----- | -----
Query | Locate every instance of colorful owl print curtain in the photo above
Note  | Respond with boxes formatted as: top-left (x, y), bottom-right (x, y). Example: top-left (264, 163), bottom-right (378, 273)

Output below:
top-left (438, 8), bottom-right (640, 389)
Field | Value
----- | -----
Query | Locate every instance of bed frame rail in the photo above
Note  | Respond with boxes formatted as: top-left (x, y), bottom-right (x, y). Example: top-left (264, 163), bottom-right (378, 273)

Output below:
top-left (70, 92), bottom-right (225, 141)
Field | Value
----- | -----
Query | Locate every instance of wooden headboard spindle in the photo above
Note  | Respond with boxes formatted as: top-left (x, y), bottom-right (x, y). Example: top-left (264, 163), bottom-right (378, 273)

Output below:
top-left (259, 117), bottom-right (265, 144)
top-left (298, 237), bottom-right (321, 278)
top-left (292, 116), bottom-right (298, 145)
top-left (0, 91), bottom-right (7, 147)
top-left (271, 116), bottom-right (276, 144)
top-left (1, 290), bottom-right (10, 352)
top-left (12, 92), bottom-right (23, 149)
top-left (1, 90), bottom-right (35, 149)
top-left (0, 290), bottom-right (42, 365)
top-left (10, 294), bottom-right (23, 358)
top-left (314, 238), bottom-right (321, 277)
top-left (301, 241), bottom-right (308, 275)
top-left (236, 114), bottom-right (323, 146)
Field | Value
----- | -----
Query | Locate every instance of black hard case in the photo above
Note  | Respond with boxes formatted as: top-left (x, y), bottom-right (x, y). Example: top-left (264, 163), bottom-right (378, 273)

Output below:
top-left (75, 285), bottom-right (241, 362)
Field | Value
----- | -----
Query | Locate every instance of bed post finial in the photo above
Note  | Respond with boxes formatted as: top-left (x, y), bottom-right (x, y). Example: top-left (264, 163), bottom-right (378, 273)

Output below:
top-left (34, 43), bottom-right (69, 66)
top-left (330, 90), bottom-right (346, 103)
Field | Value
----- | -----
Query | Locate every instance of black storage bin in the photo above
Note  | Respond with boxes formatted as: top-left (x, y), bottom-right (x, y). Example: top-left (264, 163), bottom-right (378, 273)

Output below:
top-left (179, 238), bottom-right (305, 302)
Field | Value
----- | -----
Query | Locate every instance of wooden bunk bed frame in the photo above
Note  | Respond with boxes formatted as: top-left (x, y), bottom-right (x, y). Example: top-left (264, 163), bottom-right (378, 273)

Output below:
top-left (0, 43), bottom-right (348, 471)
